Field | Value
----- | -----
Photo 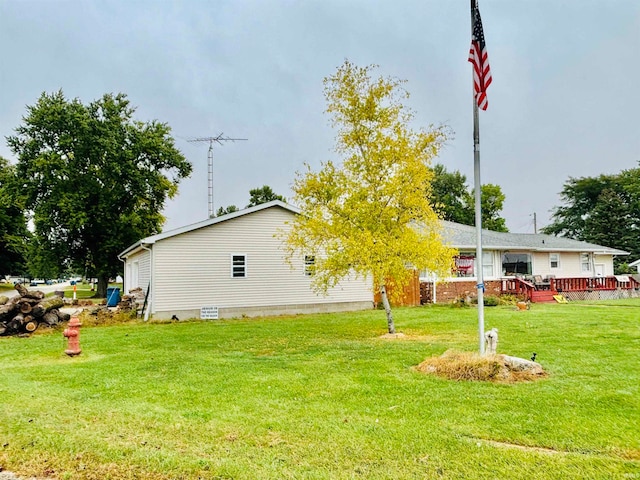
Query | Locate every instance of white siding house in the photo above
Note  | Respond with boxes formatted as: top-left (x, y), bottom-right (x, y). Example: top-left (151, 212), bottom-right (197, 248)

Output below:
top-left (429, 221), bottom-right (627, 282)
top-left (119, 201), bottom-right (373, 320)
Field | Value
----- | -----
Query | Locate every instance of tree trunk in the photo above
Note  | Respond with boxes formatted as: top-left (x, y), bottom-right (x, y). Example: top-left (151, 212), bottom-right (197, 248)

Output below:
top-left (96, 274), bottom-right (109, 299)
top-left (380, 285), bottom-right (396, 334)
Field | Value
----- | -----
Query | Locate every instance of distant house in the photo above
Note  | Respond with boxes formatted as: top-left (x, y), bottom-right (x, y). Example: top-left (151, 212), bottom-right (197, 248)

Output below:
top-left (436, 221), bottom-right (627, 279)
top-left (118, 201), bottom-right (373, 320)
top-left (628, 259), bottom-right (640, 274)
top-left (420, 221), bottom-right (632, 303)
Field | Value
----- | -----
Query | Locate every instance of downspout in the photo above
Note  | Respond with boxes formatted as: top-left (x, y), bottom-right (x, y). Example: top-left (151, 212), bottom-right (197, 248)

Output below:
top-left (118, 255), bottom-right (126, 296)
top-left (141, 244), bottom-right (153, 322)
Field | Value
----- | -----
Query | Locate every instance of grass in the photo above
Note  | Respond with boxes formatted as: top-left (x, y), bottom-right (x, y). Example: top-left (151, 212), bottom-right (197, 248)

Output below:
top-left (0, 301), bottom-right (639, 479)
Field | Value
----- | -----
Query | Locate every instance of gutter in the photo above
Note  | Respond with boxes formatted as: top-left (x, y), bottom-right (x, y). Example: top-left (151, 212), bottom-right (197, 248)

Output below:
top-left (140, 244), bottom-right (152, 322)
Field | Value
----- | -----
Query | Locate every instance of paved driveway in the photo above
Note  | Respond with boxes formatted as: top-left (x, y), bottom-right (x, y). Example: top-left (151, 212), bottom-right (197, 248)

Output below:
top-left (2, 282), bottom-right (71, 298)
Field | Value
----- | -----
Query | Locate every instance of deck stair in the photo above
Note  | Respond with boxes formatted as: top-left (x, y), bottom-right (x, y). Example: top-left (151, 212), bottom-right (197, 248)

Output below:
top-left (529, 289), bottom-right (558, 303)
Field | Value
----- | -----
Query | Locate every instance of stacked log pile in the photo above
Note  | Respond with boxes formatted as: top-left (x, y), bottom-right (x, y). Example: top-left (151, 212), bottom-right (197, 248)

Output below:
top-left (0, 284), bottom-right (70, 336)
top-left (119, 288), bottom-right (146, 315)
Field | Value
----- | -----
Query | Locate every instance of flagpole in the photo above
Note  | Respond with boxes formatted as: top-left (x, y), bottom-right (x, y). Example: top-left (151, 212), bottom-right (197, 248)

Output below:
top-left (471, 0), bottom-right (485, 355)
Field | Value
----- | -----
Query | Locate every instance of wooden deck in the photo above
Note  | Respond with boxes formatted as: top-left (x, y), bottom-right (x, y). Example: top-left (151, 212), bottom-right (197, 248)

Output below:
top-left (501, 276), bottom-right (640, 303)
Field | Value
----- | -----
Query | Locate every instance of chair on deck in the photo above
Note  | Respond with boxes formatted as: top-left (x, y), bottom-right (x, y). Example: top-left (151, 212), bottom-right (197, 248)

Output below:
top-left (533, 275), bottom-right (551, 290)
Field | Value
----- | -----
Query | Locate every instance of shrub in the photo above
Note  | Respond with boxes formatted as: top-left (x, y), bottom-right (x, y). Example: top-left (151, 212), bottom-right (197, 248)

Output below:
top-left (470, 295), bottom-right (500, 306)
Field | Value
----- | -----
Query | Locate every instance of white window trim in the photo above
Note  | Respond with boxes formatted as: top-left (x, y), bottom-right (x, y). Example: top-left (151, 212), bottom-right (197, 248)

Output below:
top-left (304, 255), bottom-right (315, 276)
top-left (231, 253), bottom-right (247, 278)
top-left (580, 253), bottom-right (591, 272)
top-left (482, 251), bottom-right (494, 278)
top-left (549, 253), bottom-right (560, 270)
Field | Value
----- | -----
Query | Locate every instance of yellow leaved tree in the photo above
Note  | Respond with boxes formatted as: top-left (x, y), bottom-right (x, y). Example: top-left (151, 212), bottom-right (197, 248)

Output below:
top-left (286, 61), bottom-right (456, 334)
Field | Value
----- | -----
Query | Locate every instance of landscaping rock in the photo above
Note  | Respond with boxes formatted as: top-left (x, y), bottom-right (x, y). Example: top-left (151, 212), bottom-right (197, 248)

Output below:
top-left (500, 354), bottom-right (544, 374)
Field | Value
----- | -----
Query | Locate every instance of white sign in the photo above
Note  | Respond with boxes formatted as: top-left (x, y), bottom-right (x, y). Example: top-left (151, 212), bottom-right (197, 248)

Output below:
top-left (200, 306), bottom-right (219, 320)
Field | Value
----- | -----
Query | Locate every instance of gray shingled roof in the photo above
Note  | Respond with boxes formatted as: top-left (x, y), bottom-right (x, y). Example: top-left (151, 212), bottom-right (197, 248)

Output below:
top-left (119, 202), bottom-right (629, 258)
top-left (441, 221), bottom-right (628, 255)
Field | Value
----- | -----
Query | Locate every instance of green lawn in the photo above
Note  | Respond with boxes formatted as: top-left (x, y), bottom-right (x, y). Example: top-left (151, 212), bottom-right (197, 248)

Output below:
top-left (0, 302), bottom-right (639, 479)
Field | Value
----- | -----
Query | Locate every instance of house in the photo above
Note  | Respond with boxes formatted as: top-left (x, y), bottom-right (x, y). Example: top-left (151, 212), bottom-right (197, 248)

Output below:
top-left (420, 221), bottom-right (633, 303)
top-left (118, 201), bottom-right (373, 320)
top-left (628, 258), bottom-right (640, 274)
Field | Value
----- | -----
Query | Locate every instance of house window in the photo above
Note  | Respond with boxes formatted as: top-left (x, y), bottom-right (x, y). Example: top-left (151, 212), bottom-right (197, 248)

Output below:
top-left (455, 254), bottom-right (475, 277)
top-left (232, 254), bottom-right (246, 278)
top-left (304, 255), bottom-right (315, 276)
top-left (482, 251), bottom-right (494, 278)
top-left (549, 253), bottom-right (560, 269)
top-left (502, 252), bottom-right (532, 276)
top-left (581, 253), bottom-right (591, 272)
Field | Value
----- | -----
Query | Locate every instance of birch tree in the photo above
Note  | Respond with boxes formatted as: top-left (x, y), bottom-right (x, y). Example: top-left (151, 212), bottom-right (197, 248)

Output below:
top-left (286, 61), bottom-right (456, 334)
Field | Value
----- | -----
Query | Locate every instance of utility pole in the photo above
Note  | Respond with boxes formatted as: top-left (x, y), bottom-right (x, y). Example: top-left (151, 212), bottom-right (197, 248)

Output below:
top-left (188, 133), bottom-right (247, 218)
top-left (532, 212), bottom-right (537, 234)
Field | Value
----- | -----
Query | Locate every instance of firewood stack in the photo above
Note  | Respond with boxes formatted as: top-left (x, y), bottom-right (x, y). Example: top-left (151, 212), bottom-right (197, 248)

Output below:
top-left (0, 284), bottom-right (70, 336)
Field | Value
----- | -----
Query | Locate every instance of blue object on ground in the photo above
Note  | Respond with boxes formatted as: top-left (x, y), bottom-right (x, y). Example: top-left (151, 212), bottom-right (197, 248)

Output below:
top-left (106, 287), bottom-right (121, 307)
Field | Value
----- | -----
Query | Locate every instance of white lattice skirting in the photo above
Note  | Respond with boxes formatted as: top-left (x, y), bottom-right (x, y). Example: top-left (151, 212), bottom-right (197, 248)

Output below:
top-left (561, 289), bottom-right (640, 302)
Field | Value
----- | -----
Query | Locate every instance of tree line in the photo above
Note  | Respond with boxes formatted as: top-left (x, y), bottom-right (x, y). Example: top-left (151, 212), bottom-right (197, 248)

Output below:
top-left (542, 168), bottom-right (640, 272)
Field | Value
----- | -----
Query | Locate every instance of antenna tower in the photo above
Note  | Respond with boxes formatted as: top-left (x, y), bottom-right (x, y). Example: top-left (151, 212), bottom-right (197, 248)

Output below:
top-left (187, 133), bottom-right (247, 218)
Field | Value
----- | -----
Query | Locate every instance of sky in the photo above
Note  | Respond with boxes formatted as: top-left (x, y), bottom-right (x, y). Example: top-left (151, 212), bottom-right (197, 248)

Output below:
top-left (1, 0), bottom-right (638, 233)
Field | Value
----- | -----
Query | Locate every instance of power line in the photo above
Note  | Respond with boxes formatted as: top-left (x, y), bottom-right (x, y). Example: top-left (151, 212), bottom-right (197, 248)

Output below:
top-left (187, 133), bottom-right (247, 218)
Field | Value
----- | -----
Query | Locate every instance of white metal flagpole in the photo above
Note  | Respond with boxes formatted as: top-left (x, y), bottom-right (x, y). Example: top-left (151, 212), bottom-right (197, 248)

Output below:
top-left (473, 94), bottom-right (485, 355)
top-left (469, 0), bottom-right (492, 354)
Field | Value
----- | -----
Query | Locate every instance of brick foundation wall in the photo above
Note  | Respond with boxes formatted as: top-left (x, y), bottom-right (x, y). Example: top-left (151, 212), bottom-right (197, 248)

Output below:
top-left (421, 280), bottom-right (503, 304)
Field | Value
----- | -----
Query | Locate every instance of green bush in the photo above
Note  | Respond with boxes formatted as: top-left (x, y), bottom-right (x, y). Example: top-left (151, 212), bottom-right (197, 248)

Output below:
top-left (470, 295), bottom-right (500, 306)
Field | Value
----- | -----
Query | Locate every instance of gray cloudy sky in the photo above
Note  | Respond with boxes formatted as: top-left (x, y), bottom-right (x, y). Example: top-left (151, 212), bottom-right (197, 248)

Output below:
top-left (1, 0), bottom-right (638, 233)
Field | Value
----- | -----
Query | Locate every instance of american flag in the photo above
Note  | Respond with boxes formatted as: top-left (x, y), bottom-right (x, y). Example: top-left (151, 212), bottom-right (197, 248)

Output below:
top-left (468, 4), bottom-right (492, 111)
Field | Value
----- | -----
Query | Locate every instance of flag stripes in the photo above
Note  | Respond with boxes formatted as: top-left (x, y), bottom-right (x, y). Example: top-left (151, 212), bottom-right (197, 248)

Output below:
top-left (468, 5), bottom-right (492, 110)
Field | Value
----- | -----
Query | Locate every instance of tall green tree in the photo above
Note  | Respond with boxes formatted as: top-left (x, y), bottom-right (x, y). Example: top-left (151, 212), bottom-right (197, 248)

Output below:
top-left (7, 91), bottom-right (192, 296)
top-left (429, 163), bottom-right (508, 232)
top-left (247, 185), bottom-right (286, 207)
top-left (286, 61), bottom-right (456, 334)
top-left (429, 163), bottom-right (469, 224)
top-left (0, 157), bottom-right (29, 277)
top-left (473, 183), bottom-right (508, 232)
top-left (542, 167), bottom-right (640, 271)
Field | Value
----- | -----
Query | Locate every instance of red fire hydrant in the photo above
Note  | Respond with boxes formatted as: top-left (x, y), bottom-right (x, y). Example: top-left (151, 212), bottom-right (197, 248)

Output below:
top-left (63, 316), bottom-right (82, 356)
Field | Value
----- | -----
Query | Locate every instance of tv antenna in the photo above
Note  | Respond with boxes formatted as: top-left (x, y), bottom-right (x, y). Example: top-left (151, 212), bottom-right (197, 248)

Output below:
top-left (187, 133), bottom-right (247, 218)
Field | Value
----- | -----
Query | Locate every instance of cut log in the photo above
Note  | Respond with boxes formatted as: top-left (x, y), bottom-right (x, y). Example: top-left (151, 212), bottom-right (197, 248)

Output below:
top-left (7, 317), bottom-right (22, 334)
top-left (42, 311), bottom-right (59, 326)
top-left (19, 302), bottom-right (33, 314)
top-left (57, 311), bottom-right (71, 323)
top-left (38, 297), bottom-right (64, 313)
top-left (14, 283), bottom-right (45, 300)
top-left (0, 295), bottom-right (8, 305)
top-left (31, 304), bottom-right (45, 318)
top-left (23, 317), bottom-right (39, 333)
top-left (0, 298), bottom-right (19, 316)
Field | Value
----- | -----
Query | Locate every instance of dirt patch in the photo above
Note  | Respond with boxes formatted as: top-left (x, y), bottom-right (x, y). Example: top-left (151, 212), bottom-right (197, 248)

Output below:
top-left (379, 332), bottom-right (407, 339)
top-left (415, 350), bottom-right (547, 383)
